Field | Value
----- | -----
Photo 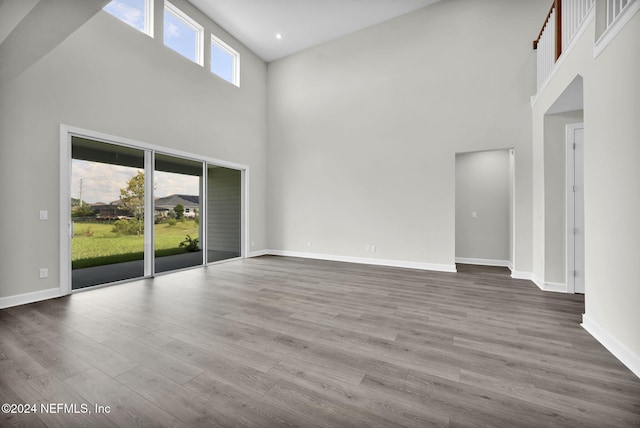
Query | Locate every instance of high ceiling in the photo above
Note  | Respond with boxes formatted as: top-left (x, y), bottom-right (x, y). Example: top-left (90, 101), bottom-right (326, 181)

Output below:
top-left (189, 0), bottom-right (441, 62)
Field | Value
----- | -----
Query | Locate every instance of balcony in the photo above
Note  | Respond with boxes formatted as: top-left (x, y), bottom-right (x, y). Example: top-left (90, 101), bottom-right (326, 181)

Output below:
top-left (533, 0), bottom-right (638, 93)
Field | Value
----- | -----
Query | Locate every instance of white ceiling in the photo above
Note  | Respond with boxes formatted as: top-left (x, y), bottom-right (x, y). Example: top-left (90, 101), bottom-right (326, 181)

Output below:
top-left (189, 0), bottom-right (441, 62)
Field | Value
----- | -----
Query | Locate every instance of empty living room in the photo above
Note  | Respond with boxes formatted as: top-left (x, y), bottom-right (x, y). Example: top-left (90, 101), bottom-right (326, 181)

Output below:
top-left (1, 0), bottom-right (639, 426)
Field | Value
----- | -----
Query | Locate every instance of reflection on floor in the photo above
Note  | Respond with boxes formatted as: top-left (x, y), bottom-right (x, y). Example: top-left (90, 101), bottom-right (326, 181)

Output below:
top-left (155, 251), bottom-right (204, 274)
top-left (207, 250), bottom-right (241, 263)
top-left (72, 250), bottom-right (240, 290)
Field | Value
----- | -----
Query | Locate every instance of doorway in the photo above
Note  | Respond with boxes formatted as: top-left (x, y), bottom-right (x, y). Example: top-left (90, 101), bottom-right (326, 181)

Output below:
top-left (567, 123), bottom-right (585, 294)
top-left (455, 149), bottom-right (513, 268)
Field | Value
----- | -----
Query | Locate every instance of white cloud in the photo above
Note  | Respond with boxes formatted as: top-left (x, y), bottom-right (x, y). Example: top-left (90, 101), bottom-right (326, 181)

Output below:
top-left (154, 171), bottom-right (200, 198)
top-left (71, 160), bottom-right (199, 204)
top-left (104, 0), bottom-right (145, 31)
top-left (164, 21), bottom-right (180, 39)
top-left (72, 160), bottom-right (141, 204)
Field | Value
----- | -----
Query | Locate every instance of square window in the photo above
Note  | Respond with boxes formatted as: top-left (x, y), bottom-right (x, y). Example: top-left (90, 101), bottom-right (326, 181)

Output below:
top-left (104, 0), bottom-right (153, 36)
top-left (164, 1), bottom-right (204, 66)
top-left (211, 35), bottom-right (240, 86)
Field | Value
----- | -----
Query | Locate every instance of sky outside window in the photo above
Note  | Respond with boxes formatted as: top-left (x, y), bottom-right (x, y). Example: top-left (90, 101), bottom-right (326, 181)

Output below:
top-left (211, 43), bottom-right (235, 83)
top-left (104, 0), bottom-right (147, 33)
top-left (72, 160), bottom-right (199, 204)
top-left (164, 5), bottom-right (200, 64)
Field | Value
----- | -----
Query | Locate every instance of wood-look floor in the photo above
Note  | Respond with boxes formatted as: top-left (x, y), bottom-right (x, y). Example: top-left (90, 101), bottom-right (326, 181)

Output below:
top-left (1, 256), bottom-right (639, 427)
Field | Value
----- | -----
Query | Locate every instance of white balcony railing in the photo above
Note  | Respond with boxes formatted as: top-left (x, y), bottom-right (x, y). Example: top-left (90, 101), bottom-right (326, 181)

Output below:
top-left (563, 0), bottom-right (595, 49)
top-left (535, 8), bottom-right (557, 89)
top-left (533, 0), bottom-right (595, 90)
top-left (607, 0), bottom-right (631, 27)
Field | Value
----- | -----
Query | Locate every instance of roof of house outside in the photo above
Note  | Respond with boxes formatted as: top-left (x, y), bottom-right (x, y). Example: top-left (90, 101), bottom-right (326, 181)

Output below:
top-left (154, 194), bottom-right (199, 209)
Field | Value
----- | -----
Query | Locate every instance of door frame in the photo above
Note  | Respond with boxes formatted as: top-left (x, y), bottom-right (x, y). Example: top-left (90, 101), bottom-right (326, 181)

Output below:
top-left (566, 122), bottom-right (584, 294)
top-left (60, 124), bottom-right (249, 295)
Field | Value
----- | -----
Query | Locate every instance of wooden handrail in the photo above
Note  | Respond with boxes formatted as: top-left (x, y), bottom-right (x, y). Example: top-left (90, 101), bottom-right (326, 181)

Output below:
top-left (533, 2), bottom-right (555, 49)
top-left (554, 0), bottom-right (562, 60)
top-left (532, 0), bottom-right (563, 60)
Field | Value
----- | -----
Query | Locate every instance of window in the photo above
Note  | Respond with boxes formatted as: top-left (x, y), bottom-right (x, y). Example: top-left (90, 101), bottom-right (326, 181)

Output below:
top-left (164, 1), bottom-right (203, 66)
top-left (103, 0), bottom-right (153, 37)
top-left (211, 34), bottom-right (240, 86)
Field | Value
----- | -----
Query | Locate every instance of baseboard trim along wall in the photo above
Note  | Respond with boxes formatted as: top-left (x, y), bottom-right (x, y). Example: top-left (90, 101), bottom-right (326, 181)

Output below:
top-left (582, 314), bottom-right (640, 379)
top-left (455, 257), bottom-right (511, 267)
top-left (248, 249), bottom-right (269, 258)
top-left (532, 274), bottom-right (567, 293)
top-left (511, 270), bottom-right (533, 280)
top-left (268, 250), bottom-right (457, 273)
top-left (541, 281), bottom-right (567, 293)
top-left (0, 287), bottom-right (62, 310)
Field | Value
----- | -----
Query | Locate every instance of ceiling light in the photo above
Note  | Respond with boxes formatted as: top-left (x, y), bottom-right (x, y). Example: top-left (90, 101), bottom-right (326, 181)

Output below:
top-left (275, 33), bottom-right (283, 40)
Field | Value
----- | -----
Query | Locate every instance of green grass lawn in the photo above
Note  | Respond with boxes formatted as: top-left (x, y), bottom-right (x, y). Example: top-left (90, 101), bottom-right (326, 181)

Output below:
top-left (72, 220), bottom-right (199, 269)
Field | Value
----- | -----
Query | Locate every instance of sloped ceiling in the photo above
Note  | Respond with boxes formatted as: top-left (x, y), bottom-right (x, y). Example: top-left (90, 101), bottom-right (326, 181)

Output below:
top-left (0, 0), bottom-right (109, 84)
top-left (189, 0), bottom-right (442, 62)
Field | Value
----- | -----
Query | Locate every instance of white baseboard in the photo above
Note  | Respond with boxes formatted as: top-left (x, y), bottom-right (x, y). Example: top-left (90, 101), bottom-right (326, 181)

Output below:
top-left (455, 257), bottom-right (511, 268)
top-left (582, 314), bottom-right (640, 379)
top-left (267, 250), bottom-right (457, 273)
top-left (532, 274), bottom-right (544, 290)
top-left (541, 281), bottom-right (567, 293)
top-left (531, 274), bottom-right (567, 293)
top-left (247, 249), bottom-right (269, 258)
top-left (511, 270), bottom-right (533, 280)
top-left (0, 287), bottom-right (62, 309)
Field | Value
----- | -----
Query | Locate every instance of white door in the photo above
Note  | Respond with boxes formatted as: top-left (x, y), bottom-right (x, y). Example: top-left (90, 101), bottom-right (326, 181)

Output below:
top-left (567, 124), bottom-right (585, 294)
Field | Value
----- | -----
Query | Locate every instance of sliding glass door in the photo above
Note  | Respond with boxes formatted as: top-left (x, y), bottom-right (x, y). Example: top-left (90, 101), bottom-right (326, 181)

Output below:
top-left (154, 154), bottom-right (204, 273)
top-left (207, 165), bottom-right (241, 263)
top-left (66, 133), bottom-right (244, 290)
top-left (71, 137), bottom-right (146, 289)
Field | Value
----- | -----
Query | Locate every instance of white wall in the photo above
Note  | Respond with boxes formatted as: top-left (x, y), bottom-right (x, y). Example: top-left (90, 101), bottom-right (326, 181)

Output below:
top-left (0, 0), bottom-right (38, 44)
top-left (267, 0), bottom-right (548, 271)
top-left (455, 150), bottom-right (510, 263)
top-left (0, 1), bottom-right (268, 301)
top-left (532, 9), bottom-right (640, 373)
top-left (586, 11), bottom-right (640, 371)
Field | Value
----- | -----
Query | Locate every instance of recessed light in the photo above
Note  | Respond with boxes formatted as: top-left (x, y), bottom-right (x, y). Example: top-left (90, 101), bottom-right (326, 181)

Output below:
top-left (276, 33), bottom-right (283, 40)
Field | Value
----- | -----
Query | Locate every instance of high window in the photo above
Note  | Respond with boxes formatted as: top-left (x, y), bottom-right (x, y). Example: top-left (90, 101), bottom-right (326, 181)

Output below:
top-left (164, 1), bottom-right (204, 66)
top-left (103, 0), bottom-right (154, 37)
top-left (211, 35), bottom-right (240, 86)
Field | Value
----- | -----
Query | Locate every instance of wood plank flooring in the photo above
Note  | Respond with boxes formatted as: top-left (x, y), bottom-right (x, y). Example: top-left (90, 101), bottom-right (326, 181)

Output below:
top-left (1, 256), bottom-right (639, 427)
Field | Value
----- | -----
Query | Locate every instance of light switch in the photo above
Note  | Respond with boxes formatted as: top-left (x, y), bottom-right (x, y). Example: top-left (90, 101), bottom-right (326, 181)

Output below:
top-left (472, 211), bottom-right (477, 218)
top-left (40, 210), bottom-right (48, 220)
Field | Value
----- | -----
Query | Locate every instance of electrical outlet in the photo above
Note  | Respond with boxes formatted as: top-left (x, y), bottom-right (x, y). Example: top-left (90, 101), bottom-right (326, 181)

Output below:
top-left (307, 241), bottom-right (312, 247)
top-left (39, 268), bottom-right (48, 278)
top-left (39, 210), bottom-right (48, 220)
